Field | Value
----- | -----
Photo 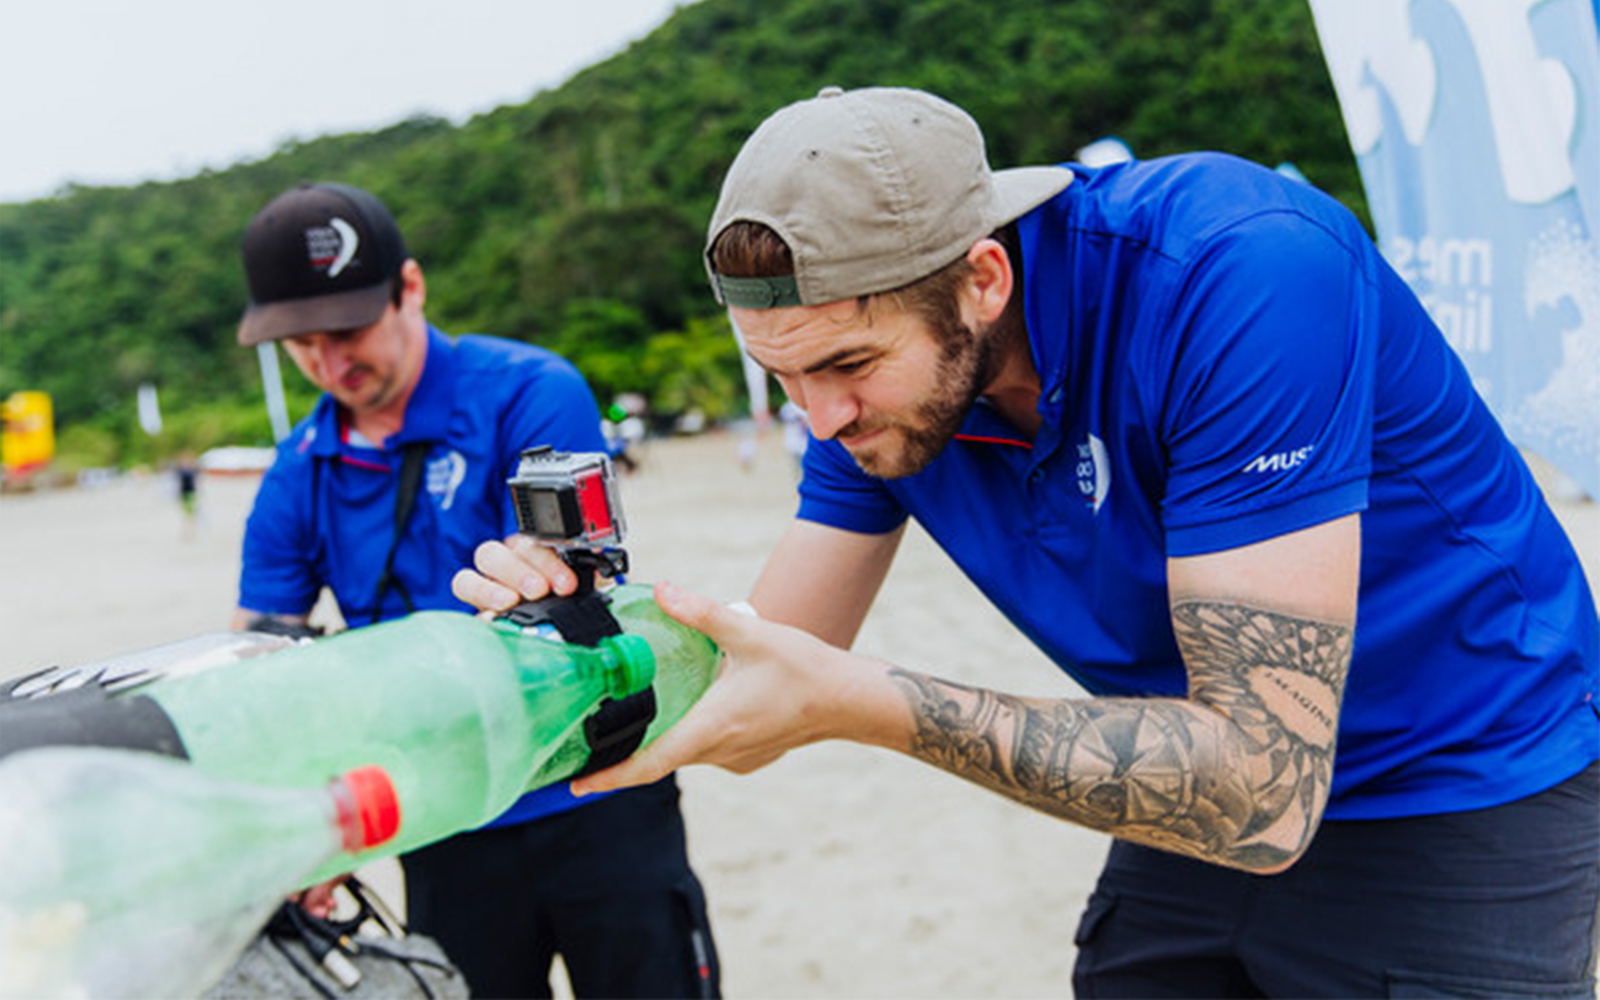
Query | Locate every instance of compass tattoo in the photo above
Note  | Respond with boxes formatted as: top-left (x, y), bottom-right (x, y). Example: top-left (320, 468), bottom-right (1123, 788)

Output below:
top-left (890, 600), bottom-right (1352, 871)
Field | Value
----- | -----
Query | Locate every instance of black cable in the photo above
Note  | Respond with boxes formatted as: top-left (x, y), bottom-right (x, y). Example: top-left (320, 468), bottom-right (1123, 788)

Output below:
top-left (355, 939), bottom-right (459, 975)
top-left (264, 878), bottom-right (462, 999)
top-left (354, 941), bottom-right (445, 1000)
top-left (265, 932), bottom-right (337, 1000)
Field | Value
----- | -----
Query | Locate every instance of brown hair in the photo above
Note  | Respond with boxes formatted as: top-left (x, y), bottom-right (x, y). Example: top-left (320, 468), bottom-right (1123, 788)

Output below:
top-left (709, 222), bottom-right (795, 281)
top-left (710, 221), bottom-right (1000, 348)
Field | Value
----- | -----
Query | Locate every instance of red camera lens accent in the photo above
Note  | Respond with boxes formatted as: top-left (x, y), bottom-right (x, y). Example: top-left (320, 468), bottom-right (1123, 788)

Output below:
top-left (575, 467), bottom-right (614, 536)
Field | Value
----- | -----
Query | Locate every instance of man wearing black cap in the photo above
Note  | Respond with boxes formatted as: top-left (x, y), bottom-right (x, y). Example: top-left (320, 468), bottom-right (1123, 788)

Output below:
top-left (234, 182), bottom-right (720, 999)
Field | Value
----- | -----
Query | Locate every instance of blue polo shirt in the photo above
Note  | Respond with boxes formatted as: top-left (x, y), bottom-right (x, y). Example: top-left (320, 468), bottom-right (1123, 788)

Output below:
top-left (798, 154), bottom-right (1599, 820)
top-left (242, 325), bottom-right (609, 823)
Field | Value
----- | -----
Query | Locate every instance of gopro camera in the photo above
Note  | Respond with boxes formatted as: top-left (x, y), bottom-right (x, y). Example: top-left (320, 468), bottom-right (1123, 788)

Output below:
top-left (508, 445), bottom-right (626, 550)
top-left (502, 448), bottom-right (653, 770)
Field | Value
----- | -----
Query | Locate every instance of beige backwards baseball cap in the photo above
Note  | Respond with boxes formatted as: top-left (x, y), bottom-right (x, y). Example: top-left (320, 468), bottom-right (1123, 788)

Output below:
top-left (705, 86), bottom-right (1074, 309)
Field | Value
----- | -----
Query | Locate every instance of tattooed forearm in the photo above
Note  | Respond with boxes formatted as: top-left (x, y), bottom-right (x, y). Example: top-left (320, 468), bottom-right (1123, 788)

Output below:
top-left (888, 600), bottom-right (1352, 872)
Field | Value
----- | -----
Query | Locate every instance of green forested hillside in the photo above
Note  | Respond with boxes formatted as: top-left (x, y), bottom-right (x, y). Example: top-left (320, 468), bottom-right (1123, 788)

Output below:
top-left (0, 0), bottom-right (1357, 468)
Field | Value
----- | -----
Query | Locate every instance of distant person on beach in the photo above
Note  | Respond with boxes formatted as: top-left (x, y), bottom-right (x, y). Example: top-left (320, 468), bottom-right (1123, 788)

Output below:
top-left (232, 182), bottom-right (719, 998)
top-left (174, 451), bottom-right (199, 535)
top-left (456, 87), bottom-right (1599, 996)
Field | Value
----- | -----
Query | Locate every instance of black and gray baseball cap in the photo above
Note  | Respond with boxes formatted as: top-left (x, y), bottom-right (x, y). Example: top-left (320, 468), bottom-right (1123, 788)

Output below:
top-left (705, 86), bottom-right (1074, 309)
top-left (237, 183), bottom-right (409, 346)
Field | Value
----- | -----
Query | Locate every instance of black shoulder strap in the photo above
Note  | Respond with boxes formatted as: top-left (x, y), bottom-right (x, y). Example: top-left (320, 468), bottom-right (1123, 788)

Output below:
top-left (369, 442), bottom-right (430, 625)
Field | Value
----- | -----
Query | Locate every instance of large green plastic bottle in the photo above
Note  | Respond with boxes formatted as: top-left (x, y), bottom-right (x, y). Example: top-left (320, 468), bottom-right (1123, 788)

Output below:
top-left (136, 607), bottom-right (657, 880)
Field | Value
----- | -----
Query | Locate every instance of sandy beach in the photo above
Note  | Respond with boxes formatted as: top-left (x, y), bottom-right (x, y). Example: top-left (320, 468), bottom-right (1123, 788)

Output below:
top-left (2, 431), bottom-right (1595, 997)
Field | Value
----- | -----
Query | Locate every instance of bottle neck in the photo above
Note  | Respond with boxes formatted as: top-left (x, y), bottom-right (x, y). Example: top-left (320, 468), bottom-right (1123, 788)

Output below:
top-left (493, 624), bottom-right (656, 700)
top-left (597, 634), bottom-right (655, 696)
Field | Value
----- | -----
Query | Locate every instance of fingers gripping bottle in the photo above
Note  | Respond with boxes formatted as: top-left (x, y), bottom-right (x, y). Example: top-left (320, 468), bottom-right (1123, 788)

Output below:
top-left (0, 746), bottom-right (399, 1000)
top-left (132, 614), bottom-right (655, 880)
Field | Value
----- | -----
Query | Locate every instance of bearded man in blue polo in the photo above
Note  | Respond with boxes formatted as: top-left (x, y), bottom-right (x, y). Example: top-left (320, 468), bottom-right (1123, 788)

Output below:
top-left (460, 87), bottom-right (1599, 998)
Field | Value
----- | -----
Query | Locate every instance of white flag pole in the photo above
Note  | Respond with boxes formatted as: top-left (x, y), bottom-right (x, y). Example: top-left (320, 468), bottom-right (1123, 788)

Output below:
top-left (257, 342), bottom-right (292, 443)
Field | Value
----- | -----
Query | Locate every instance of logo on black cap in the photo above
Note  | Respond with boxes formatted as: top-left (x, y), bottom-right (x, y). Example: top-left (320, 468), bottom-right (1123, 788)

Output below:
top-left (307, 218), bottom-right (360, 278)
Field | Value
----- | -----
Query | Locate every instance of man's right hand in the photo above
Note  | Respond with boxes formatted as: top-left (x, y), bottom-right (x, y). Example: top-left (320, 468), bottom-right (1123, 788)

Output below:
top-left (451, 534), bottom-right (582, 613)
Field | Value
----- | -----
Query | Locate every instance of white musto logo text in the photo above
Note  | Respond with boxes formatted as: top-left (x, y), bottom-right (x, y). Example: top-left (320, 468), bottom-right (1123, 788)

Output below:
top-left (1244, 445), bottom-right (1315, 474)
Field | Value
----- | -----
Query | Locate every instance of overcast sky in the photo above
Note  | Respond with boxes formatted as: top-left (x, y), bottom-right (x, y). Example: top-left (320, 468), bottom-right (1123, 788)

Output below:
top-left (0, 0), bottom-right (686, 204)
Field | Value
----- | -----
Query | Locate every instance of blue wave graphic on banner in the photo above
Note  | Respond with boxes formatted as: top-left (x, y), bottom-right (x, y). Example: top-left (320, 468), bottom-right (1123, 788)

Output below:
top-left (1311, 0), bottom-right (1600, 498)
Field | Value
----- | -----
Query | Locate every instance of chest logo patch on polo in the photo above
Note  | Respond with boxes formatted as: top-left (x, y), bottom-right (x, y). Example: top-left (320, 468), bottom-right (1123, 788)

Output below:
top-left (1076, 434), bottom-right (1111, 513)
top-left (426, 450), bottom-right (467, 511)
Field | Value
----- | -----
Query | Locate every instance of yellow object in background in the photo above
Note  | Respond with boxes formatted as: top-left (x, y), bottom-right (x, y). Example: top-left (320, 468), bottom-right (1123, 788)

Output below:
top-left (2, 391), bottom-right (55, 475)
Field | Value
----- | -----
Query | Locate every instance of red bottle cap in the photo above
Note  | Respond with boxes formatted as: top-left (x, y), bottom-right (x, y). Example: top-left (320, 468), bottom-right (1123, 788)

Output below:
top-left (338, 765), bottom-right (402, 850)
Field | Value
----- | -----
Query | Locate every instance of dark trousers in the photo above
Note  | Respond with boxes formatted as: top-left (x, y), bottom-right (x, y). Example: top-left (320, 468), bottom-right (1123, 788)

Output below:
top-left (402, 776), bottom-right (718, 999)
top-left (1074, 761), bottom-right (1600, 999)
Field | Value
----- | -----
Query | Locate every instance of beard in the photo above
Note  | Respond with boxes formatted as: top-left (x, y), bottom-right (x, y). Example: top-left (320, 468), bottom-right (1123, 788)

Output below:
top-left (842, 317), bottom-right (1001, 479)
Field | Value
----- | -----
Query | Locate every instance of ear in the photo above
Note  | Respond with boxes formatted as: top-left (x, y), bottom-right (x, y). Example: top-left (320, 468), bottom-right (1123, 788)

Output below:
top-left (400, 258), bottom-right (427, 312)
top-left (963, 238), bottom-right (1013, 327)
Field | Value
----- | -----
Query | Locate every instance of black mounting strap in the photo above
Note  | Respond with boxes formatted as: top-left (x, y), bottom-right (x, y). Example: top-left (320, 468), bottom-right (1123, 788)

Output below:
top-left (501, 589), bottom-right (657, 777)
